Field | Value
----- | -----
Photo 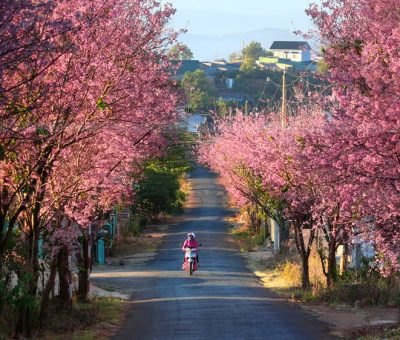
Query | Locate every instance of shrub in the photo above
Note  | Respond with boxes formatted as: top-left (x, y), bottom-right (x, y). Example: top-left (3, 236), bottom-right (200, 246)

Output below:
top-left (44, 297), bottom-right (125, 335)
top-left (277, 261), bottom-right (302, 288)
top-left (310, 270), bottom-right (400, 307)
top-left (252, 234), bottom-right (265, 246)
top-left (0, 272), bottom-right (40, 337)
top-left (309, 247), bottom-right (327, 290)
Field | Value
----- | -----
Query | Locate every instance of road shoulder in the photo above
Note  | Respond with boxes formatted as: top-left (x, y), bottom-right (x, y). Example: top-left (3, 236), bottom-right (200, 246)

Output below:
top-left (240, 248), bottom-right (400, 339)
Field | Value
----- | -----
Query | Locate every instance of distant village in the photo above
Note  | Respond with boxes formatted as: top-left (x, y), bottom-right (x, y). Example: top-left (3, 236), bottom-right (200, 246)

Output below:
top-left (173, 40), bottom-right (322, 130)
top-left (174, 41), bottom-right (317, 81)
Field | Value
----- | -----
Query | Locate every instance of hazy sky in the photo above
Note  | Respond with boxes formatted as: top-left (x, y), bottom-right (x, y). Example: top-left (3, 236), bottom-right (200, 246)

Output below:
top-left (163, 0), bottom-right (319, 60)
top-left (167, 0), bottom-right (317, 35)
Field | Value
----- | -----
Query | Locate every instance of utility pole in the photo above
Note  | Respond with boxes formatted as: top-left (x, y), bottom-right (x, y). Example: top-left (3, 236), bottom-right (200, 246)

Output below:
top-left (244, 99), bottom-right (249, 116)
top-left (281, 68), bottom-right (287, 128)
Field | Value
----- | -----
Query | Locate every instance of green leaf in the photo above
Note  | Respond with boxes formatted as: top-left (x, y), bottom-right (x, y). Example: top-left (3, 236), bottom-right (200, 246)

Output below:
top-left (97, 98), bottom-right (108, 111)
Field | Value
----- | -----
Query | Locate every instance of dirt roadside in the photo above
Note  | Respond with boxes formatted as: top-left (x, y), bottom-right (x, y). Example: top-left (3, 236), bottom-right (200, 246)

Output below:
top-left (242, 249), bottom-right (400, 339)
top-left (91, 219), bottom-right (179, 285)
top-left (84, 221), bottom-right (178, 340)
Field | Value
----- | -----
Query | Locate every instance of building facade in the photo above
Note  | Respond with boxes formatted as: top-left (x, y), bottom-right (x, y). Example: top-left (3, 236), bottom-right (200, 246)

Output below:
top-left (269, 41), bottom-right (311, 62)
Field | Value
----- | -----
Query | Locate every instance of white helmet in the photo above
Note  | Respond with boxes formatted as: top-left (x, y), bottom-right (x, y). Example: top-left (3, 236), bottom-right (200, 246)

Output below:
top-left (187, 232), bottom-right (196, 238)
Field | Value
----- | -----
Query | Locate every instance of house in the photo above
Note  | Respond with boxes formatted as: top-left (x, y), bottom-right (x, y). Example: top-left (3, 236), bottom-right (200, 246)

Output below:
top-left (171, 60), bottom-right (201, 79)
top-left (197, 115), bottom-right (215, 136)
top-left (258, 58), bottom-right (316, 73)
top-left (218, 92), bottom-right (253, 104)
top-left (200, 61), bottom-right (241, 77)
top-left (269, 41), bottom-right (312, 62)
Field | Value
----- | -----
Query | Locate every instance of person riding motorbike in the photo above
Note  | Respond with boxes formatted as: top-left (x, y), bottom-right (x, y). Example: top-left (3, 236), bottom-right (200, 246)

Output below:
top-left (182, 232), bottom-right (199, 265)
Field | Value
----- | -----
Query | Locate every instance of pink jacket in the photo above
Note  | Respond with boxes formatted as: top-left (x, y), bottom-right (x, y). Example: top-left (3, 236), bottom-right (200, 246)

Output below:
top-left (182, 239), bottom-right (198, 250)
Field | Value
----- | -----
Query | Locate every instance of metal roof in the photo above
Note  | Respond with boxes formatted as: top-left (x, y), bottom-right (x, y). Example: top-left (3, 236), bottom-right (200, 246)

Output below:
top-left (172, 60), bottom-right (201, 76)
top-left (270, 41), bottom-right (311, 50)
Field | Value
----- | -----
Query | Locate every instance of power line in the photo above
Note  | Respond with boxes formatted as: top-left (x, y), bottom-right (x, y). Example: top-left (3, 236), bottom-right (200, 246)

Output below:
top-left (255, 76), bottom-right (271, 109)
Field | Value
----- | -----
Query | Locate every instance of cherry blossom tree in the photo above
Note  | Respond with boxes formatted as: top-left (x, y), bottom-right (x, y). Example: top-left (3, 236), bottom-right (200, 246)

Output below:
top-left (199, 108), bottom-right (360, 288)
top-left (198, 113), bottom-right (316, 287)
top-left (307, 0), bottom-right (400, 271)
top-left (199, 0), bottom-right (400, 292)
top-left (1, 0), bottom-right (179, 335)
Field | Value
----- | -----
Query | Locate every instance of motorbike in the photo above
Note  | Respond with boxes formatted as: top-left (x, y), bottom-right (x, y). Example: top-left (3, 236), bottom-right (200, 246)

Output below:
top-left (181, 243), bottom-right (202, 276)
top-left (182, 247), bottom-right (198, 276)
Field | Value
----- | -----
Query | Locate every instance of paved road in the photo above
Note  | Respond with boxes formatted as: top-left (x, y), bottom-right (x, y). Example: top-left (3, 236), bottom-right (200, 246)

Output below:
top-left (93, 167), bottom-right (335, 340)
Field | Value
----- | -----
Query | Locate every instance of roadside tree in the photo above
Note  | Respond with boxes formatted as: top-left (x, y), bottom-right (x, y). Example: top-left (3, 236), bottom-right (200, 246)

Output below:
top-left (0, 0), bottom-right (179, 335)
top-left (307, 0), bottom-right (400, 272)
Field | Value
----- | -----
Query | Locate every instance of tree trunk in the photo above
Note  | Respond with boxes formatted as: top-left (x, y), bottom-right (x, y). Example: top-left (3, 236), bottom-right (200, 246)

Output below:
top-left (326, 239), bottom-right (337, 289)
top-left (15, 307), bottom-right (28, 338)
top-left (301, 255), bottom-right (311, 290)
top-left (293, 220), bottom-right (314, 290)
top-left (29, 223), bottom-right (40, 296)
top-left (78, 267), bottom-right (90, 302)
top-left (15, 218), bottom-right (40, 337)
top-left (249, 208), bottom-right (256, 234)
top-left (339, 243), bottom-right (348, 276)
top-left (278, 217), bottom-right (287, 254)
top-left (57, 247), bottom-right (72, 308)
top-left (77, 235), bottom-right (91, 302)
top-left (354, 244), bottom-right (362, 270)
top-left (254, 204), bottom-right (260, 235)
top-left (39, 256), bottom-right (58, 327)
top-left (0, 204), bottom-right (25, 260)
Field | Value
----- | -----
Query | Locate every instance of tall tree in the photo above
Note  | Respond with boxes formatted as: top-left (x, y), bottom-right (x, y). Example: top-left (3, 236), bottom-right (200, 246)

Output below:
top-left (229, 52), bottom-right (242, 62)
top-left (241, 41), bottom-right (267, 61)
top-left (168, 44), bottom-right (194, 60)
top-left (181, 70), bottom-right (215, 112)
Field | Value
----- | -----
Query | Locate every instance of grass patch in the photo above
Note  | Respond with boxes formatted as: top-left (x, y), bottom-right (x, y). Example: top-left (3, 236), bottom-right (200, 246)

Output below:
top-left (357, 327), bottom-right (400, 340)
top-left (252, 255), bottom-right (304, 300)
top-left (112, 236), bottom-right (160, 258)
top-left (230, 226), bottom-right (252, 251)
top-left (252, 234), bottom-right (265, 247)
top-left (252, 248), bottom-right (400, 308)
top-left (230, 225), bottom-right (267, 252)
top-left (232, 231), bottom-right (250, 239)
top-left (310, 274), bottom-right (400, 307)
top-left (102, 286), bottom-right (116, 292)
top-left (277, 261), bottom-right (302, 288)
top-left (249, 250), bottom-right (321, 300)
top-left (41, 297), bottom-right (126, 340)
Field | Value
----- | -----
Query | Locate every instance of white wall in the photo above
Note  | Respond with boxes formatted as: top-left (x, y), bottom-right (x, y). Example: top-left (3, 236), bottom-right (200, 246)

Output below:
top-left (301, 50), bottom-right (311, 62)
top-left (267, 216), bottom-right (280, 251)
top-left (272, 49), bottom-right (310, 62)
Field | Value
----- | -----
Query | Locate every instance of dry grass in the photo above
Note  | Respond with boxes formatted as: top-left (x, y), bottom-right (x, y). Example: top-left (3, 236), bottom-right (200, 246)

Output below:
top-left (246, 247), bottom-right (327, 301)
top-left (112, 236), bottom-right (161, 258)
top-left (230, 225), bottom-right (251, 250)
top-left (41, 297), bottom-right (127, 340)
top-left (308, 248), bottom-right (327, 291)
top-left (180, 176), bottom-right (192, 197)
top-left (357, 327), bottom-right (400, 340)
top-left (242, 244), bottom-right (400, 340)
top-left (278, 261), bottom-right (302, 287)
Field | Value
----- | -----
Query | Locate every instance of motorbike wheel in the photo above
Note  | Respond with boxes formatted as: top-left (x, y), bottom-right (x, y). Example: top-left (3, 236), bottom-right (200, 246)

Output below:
top-left (189, 262), bottom-right (193, 276)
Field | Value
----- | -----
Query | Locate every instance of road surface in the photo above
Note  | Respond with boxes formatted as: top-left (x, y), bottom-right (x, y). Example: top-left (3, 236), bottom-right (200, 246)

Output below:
top-left (92, 167), bottom-right (335, 340)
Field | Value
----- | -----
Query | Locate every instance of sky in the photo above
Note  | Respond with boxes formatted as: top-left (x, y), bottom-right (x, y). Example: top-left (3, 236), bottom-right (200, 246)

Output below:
top-left (163, 0), bottom-right (319, 60)
top-left (167, 0), bottom-right (317, 35)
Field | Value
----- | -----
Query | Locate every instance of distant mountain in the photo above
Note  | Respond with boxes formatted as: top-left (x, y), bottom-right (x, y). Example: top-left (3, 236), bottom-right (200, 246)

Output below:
top-left (179, 28), bottom-right (302, 61)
